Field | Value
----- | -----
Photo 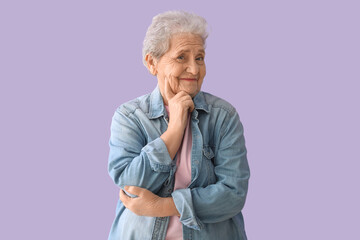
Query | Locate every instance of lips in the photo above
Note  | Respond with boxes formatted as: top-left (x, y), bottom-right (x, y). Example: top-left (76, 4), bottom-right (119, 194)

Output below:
top-left (179, 78), bottom-right (197, 81)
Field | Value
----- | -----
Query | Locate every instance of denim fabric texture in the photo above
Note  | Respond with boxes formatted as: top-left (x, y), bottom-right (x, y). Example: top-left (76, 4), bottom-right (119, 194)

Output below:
top-left (108, 85), bottom-right (250, 240)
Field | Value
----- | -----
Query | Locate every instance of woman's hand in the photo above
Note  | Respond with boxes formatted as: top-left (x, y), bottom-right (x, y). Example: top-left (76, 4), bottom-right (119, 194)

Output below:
top-left (160, 77), bottom-right (194, 159)
top-left (120, 186), bottom-right (180, 217)
top-left (164, 77), bottom-right (194, 132)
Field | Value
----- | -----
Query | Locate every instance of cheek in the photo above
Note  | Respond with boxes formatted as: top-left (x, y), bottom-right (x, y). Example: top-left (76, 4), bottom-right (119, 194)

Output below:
top-left (197, 67), bottom-right (206, 88)
top-left (201, 65), bottom-right (206, 77)
top-left (162, 65), bottom-right (179, 90)
top-left (169, 63), bottom-right (184, 77)
top-left (199, 67), bottom-right (206, 82)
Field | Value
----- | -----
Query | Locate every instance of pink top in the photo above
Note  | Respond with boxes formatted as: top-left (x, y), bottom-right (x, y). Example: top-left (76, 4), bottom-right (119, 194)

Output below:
top-left (164, 106), bottom-right (192, 240)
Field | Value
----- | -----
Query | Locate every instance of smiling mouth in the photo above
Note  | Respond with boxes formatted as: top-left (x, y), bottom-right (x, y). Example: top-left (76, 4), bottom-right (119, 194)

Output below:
top-left (179, 78), bottom-right (197, 81)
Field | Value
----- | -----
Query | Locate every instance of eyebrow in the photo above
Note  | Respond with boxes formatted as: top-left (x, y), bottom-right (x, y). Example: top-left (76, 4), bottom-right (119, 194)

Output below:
top-left (175, 49), bottom-right (205, 55)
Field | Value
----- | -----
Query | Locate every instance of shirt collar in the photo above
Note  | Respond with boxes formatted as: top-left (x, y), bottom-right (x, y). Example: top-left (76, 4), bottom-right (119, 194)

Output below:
top-left (148, 85), bottom-right (209, 119)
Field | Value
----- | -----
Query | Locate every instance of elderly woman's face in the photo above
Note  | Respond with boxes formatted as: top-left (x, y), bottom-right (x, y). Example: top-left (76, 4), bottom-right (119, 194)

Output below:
top-left (153, 33), bottom-right (206, 99)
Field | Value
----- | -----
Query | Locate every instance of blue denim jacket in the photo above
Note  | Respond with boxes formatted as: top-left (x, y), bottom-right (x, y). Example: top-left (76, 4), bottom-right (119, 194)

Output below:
top-left (108, 86), bottom-right (250, 240)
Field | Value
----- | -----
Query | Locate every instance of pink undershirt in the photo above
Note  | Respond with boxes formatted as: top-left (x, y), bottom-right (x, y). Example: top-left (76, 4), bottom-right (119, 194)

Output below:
top-left (164, 106), bottom-right (192, 240)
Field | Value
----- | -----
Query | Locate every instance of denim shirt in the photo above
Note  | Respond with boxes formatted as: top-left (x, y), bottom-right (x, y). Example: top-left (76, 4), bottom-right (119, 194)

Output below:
top-left (108, 86), bottom-right (250, 240)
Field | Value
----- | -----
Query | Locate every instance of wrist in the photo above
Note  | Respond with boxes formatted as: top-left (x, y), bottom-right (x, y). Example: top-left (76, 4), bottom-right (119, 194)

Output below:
top-left (166, 124), bottom-right (185, 136)
top-left (159, 197), bottom-right (180, 217)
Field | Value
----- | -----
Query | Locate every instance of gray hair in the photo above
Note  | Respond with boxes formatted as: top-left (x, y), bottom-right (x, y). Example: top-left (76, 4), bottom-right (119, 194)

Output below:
top-left (142, 10), bottom-right (209, 68)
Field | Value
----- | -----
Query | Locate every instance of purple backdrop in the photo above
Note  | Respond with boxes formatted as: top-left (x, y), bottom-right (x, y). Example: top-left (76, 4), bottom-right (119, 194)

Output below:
top-left (1, 0), bottom-right (359, 239)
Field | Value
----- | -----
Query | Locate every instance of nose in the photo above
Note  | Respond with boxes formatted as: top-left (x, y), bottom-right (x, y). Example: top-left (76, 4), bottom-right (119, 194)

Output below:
top-left (186, 59), bottom-right (199, 75)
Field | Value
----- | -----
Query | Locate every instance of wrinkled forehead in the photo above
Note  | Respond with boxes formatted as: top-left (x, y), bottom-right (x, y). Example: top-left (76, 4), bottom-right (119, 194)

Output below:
top-left (169, 33), bottom-right (205, 54)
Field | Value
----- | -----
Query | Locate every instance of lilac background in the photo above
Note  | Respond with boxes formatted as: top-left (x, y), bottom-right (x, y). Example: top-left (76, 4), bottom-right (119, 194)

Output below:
top-left (1, 0), bottom-right (359, 239)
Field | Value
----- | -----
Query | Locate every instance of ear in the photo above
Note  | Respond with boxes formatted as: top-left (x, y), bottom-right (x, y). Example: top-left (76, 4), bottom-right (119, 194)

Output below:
top-left (145, 54), bottom-right (158, 76)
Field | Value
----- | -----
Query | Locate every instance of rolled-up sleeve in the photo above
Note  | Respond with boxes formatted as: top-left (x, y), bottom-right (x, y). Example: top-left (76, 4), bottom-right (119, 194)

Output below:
top-left (142, 137), bottom-right (173, 172)
top-left (108, 107), bottom-right (174, 192)
top-left (171, 110), bottom-right (250, 230)
top-left (172, 188), bottom-right (203, 230)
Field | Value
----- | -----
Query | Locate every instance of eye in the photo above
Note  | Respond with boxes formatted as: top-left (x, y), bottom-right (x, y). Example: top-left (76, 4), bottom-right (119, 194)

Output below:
top-left (196, 56), bottom-right (204, 61)
top-left (177, 55), bottom-right (185, 60)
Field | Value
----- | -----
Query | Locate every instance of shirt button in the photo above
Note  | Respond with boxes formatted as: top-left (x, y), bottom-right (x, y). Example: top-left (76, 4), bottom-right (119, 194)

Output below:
top-left (168, 188), bottom-right (173, 193)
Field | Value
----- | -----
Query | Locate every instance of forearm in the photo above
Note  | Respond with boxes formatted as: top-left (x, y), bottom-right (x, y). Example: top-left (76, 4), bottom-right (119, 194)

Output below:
top-left (120, 186), bottom-right (180, 217)
top-left (160, 128), bottom-right (184, 160)
top-left (170, 180), bottom-right (248, 231)
top-left (190, 181), bottom-right (248, 222)
top-left (160, 88), bottom-right (192, 159)
top-left (159, 197), bottom-right (180, 217)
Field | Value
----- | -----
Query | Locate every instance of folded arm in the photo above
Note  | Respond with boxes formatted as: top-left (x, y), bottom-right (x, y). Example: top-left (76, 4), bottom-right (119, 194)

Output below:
top-left (120, 110), bottom-right (250, 229)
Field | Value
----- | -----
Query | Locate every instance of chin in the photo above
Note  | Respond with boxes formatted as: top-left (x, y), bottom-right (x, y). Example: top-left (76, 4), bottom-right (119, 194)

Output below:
top-left (188, 90), bottom-right (200, 98)
top-left (177, 87), bottom-right (200, 98)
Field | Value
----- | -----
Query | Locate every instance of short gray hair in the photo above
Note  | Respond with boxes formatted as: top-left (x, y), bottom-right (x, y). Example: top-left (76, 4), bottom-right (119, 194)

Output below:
top-left (142, 10), bottom-right (209, 68)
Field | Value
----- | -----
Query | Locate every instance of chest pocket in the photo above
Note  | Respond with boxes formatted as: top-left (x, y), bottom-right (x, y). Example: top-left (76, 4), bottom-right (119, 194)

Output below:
top-left (202, 146), bottom-right (217, 185)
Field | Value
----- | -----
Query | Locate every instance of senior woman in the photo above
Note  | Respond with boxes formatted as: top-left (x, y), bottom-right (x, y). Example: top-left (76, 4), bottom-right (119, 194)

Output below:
top-left (108, 10), bottom-right (250, 240)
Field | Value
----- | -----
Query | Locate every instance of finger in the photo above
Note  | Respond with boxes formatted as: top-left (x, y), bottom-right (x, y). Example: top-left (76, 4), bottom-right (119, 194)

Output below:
top-left (189, 101), bottom-right (195, 112)
top-left (176, 92), bottom-right (192, 100)
top-left (172, 90), bottom-right (190, 99)
top-left (164, 77), bottom-right (175, 101)
top-left (124, 185), bottom-right (145, 197)
top-left (171, 94), bottom-right (194, 113)
top-left (183, 99), bottom-right (195, 112)
top-left (177, 94), bottom-right (194, 105)
top-left (119, 189), bottom-right (130, 204)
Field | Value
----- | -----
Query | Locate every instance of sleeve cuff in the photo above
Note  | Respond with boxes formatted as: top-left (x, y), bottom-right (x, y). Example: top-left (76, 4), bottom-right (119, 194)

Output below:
top-left (142, 137), bottom-right (174, 172)
top-left (171, 188), bottom-right (203, 230)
